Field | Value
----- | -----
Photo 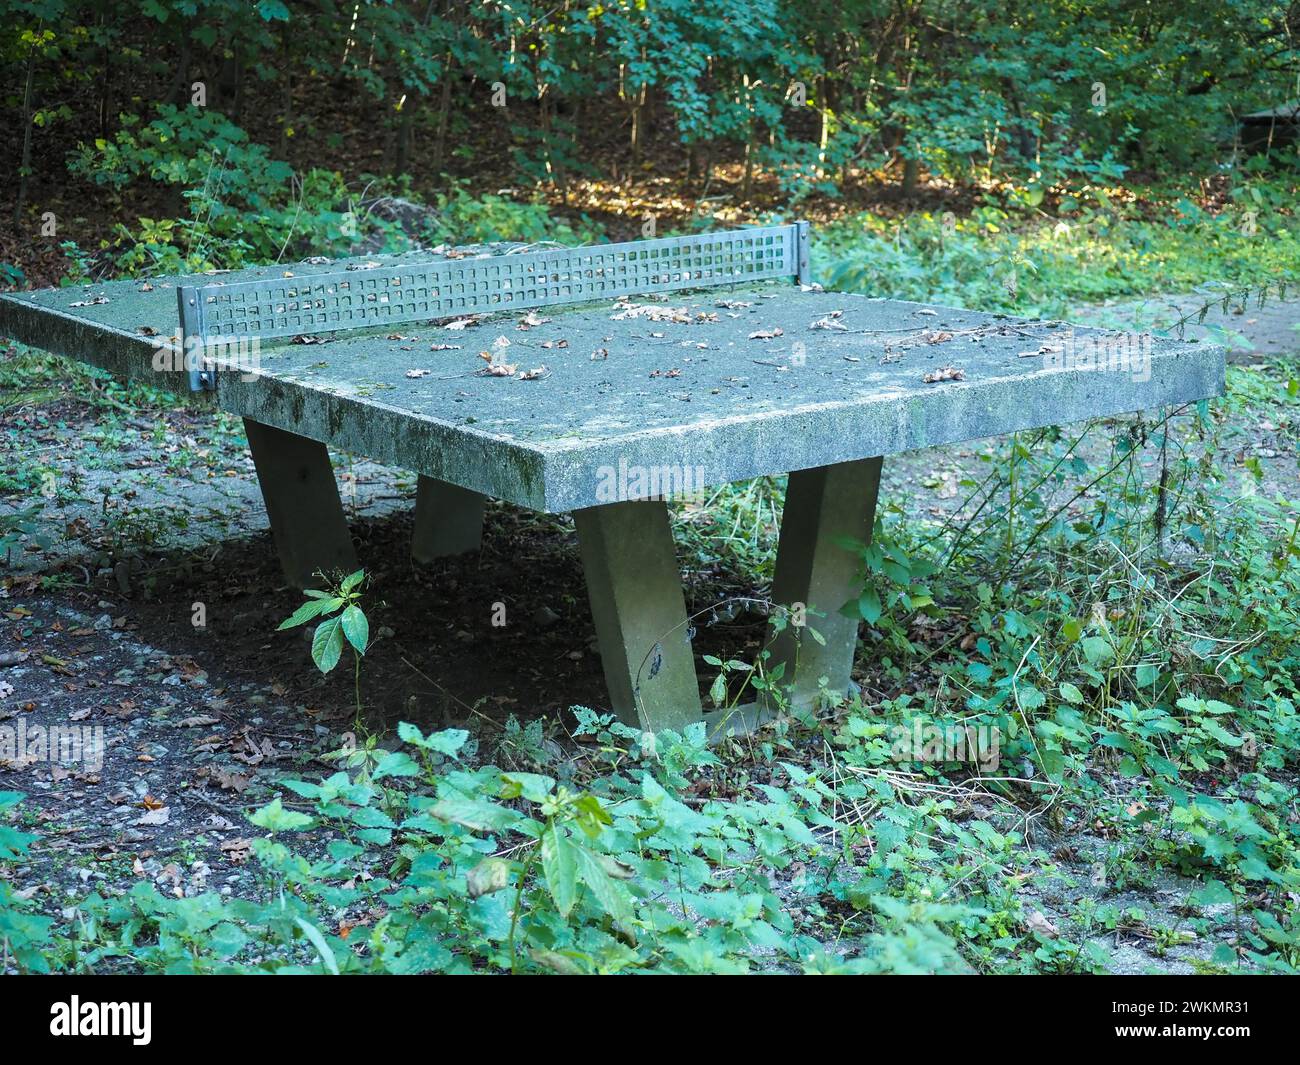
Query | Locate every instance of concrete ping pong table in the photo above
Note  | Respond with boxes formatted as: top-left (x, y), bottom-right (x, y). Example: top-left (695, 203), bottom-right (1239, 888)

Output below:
top-left (0, 222), bottom-right (1225, 734)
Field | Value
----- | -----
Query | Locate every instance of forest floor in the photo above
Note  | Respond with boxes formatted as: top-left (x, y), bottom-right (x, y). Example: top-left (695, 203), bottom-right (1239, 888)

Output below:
top-left (1, 288), bottom-right (1297, 973)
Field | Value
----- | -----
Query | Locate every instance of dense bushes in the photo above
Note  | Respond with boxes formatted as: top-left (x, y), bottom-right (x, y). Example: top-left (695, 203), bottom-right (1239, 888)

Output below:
top-left (4, 0), bottom-right (1297, 214)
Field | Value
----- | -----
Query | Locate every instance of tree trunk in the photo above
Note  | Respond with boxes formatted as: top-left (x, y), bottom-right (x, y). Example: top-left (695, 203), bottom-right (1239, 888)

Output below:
top-left (902, 154), bottom-right (920, 197)
top-left (393, 0), bottom-right (437, 178)
top-left (394, 105), bottom-right (414, 177)
top-left (631, 79), bottom-right (647, 161)
top-left (98, 14), bottom-right (112, 137)
top-left (431, 52), bottom-right (454, 175)
top-left (14, 30), bottom-right (37, 230)
top-left (167, 21), bottom-right (192, 107)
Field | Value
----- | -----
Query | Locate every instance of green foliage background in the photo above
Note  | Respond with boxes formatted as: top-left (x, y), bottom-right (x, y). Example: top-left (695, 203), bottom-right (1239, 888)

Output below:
top-left (4, 0), bottom-right (1298, 208)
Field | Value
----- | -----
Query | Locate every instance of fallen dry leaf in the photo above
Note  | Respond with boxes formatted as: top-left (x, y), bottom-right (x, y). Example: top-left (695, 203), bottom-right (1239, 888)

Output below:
top-left (748, 327), bottom-right (784, 340)
top-left (466, 857), bottom-right (512, 898)
top-left (211, 768), bottom-right (251, 793)
top-left (611, 302), bottom-right (691, 324)
top-left (1024, 911), bottom-right (1058, 937)
top-left (220, 838), bottom-right (252, 864)
top-left (922, 366), bottom-right (966, 383)
top-left (517, 311), bottom-right (552, 329)
top-left (809, 311), bottom-right (846, 330)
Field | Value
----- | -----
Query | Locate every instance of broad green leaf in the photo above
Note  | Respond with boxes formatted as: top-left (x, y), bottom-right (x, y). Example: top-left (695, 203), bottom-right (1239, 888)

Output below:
top-left (1080, 636), bottom-right (1113, 665)
top-left (499, 772), bottom-right (555, 803)
top-left (340, 604), bottom-right (369, 654)
top-left (858, 586), bottom-right (882, 624)
top-left (249, 797), bottom-right (313, 832)
top-left (398, 722), bottom-right (469, 756)
top-left (573, 842), bottom-right (635, 939)
top-left (373, 750), bottom-right (420, 780)
top-left (429, 796), bottom-right (520, 833)
top-left (294, 917), bottom-right (339, 975)
top-left (1017, 684), bottom-right (1045, 711)
top-left (277, 597), bottom-right (330, 630)
top-left (542, 825), bottom-right (579, 918)
top-left (311, 616), bottom-right (344, 673)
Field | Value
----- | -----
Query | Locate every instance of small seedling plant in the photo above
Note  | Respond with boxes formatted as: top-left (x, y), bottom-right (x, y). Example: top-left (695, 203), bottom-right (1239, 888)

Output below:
top-left (278, 569), bottom-right (370, 718)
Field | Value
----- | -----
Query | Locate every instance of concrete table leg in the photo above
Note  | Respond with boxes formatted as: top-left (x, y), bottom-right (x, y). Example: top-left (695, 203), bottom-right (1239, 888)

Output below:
top-left (243, 418), bottom-right (357, 590)
top-left (574, 500), bottom-right (702, 732)
top-left (412, 475), bottom-right (486, 562)
top-left (767, 456), bottom-right (883, 706)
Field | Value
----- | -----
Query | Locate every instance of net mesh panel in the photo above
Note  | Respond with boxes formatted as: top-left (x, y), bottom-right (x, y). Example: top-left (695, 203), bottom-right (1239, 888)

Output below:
top-left (189, 225), bottom-right (799, 342)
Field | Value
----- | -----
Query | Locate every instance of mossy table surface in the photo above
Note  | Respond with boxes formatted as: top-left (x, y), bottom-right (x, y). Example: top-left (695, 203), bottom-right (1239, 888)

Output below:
top-left (0, 254), bottom-right (1225, 512)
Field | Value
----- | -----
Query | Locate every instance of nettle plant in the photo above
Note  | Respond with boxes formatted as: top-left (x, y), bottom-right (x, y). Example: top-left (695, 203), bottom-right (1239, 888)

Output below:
top-left (26, 715), bottom-right (974, 974)
top-left (0, 791), bottom-right (54, 973)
